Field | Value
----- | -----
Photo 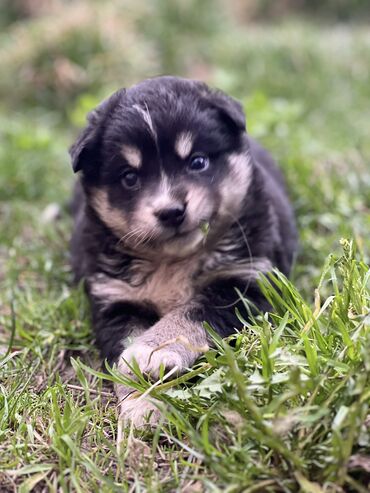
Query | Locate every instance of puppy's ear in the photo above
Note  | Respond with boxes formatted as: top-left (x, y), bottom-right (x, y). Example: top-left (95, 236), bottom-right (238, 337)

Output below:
top-left (69, 114), bottom-right (99, 173)
top-left (208, 90), bottom-right (246, 132)
top-left (69, 89), bottom-right (125, 173)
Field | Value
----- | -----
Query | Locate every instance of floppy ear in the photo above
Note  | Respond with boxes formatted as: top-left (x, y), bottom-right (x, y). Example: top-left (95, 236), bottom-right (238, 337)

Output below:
top-left (69, 88), bottom-right (126, 173)
top-left (69, 115), bottom-right (100, 173)
top-left (208, 90), bottom-right (246, 132)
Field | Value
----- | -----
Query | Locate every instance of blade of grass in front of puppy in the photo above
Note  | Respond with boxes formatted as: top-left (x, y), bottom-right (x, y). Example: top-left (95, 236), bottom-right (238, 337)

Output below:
top-left (74, 358), bottom-right (149, 392)
top-left (150, 363), bottom-right (212, 394)
top-left (200, 221), bottom-right (210, 236)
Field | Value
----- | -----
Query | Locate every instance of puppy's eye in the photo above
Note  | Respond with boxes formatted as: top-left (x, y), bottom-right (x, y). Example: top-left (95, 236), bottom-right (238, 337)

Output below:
top-left (121, 170), bottom-right (140, 190)
top-left (188, 154), bottom-right (209, 173)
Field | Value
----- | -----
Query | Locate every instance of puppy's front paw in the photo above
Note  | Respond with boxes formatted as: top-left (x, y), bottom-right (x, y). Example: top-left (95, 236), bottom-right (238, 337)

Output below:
top-left (118, 395), bottom-right (161, 428)
top-left (119, 341), bottom-right (186, 380)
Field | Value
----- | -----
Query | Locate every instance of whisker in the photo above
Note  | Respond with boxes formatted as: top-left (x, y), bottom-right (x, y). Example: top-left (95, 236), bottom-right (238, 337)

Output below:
top-left (117, 227), bottom-right (142, 246)
top-left (132, 229), bottom-right (150, 248)
top-left (142, 228), bottom-right (158, 246)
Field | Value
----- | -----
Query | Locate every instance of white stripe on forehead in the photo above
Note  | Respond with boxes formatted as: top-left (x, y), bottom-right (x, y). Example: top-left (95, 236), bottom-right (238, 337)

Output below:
top-left (133, 103), bottom-right (157, 143)
top-left (159, 168), bottom-right (172, 195)
top-left (149, 169), bottom-right (174, 210)
top-left (121, 144), bottom-right (142, 168)
top-left (175, 132), bottom-right (194, 159)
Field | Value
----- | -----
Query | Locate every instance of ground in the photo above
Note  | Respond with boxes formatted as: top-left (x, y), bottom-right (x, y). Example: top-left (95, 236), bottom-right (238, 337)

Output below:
top-left (0, 1), bottom-right (369, 492)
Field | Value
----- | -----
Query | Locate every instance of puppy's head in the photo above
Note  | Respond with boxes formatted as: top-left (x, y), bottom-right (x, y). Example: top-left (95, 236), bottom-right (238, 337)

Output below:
top-left (70, 77), bottom-right (253, 258)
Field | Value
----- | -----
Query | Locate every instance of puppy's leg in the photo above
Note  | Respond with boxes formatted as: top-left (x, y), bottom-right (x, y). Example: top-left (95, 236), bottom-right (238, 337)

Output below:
top-left (118, 306), bottom-right (209, 381)
top-left (90, 297), bottom-right (162, 425)
top-left (191, 277), bottom-right (272, 338)
top-left (119, 279), bottom-right (270, 372)
top-left (114, 280), bottom-right (268, 426)
top-left (91, 299), bottom-right (159, 364)
top-left (116, 306), bottom-right (208, 426)
top-left (118, 278), bottom-right (270, 380)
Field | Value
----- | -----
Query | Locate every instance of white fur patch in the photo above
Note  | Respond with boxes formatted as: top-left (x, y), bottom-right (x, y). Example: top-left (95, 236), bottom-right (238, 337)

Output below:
top-left (117, 394), bottom-right (161, 428)
top-left (121, 145), bottom-right (142, 169)
top-left (133, 104), bottom-right (157, 142)
top-left (161, 229), bottom-right (205, 258)
top-left (115, 308), bottom-right (209, 428)
top-left (152, 172), bottom-right (174, 210)
top-left (175, 132), bottom-right (193, 159)
top-left (116, 308), bottom-right (208, 380)
top-left (118, 341), bottom-right (185, 379)
top-left (135, 172), bottom-right (174, 228)
top-left (159, 170), bottom-right (172, 195)
top-left (158, 185), bottom-right (212, 257)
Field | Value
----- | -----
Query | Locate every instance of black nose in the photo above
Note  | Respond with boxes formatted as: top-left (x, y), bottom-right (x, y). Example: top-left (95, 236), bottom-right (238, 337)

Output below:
top-left (156, 204), bottom-right (186, 227)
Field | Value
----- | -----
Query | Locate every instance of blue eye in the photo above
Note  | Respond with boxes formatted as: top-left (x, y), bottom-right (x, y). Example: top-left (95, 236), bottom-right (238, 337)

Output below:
top-left (122, 170), bottom-right (140, 189)
top-left (188, 154), bottom-right (209, 172)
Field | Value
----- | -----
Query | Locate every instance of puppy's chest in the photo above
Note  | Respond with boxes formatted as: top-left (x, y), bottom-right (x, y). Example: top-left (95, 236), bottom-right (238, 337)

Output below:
top-left (93, 253), bottom-right (207, 315)
top-left (93, 243), bottom-right (252, 315)
top-left (128, 258), bottom-right (200, 314)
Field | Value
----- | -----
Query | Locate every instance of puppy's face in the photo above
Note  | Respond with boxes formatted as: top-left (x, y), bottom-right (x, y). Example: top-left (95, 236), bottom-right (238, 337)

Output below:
top-left (70, 77), bottom-right (252, 258)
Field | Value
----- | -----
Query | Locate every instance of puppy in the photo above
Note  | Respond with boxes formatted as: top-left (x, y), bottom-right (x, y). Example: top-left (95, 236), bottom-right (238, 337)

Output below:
top-left (69, 76), bottom-right (297, 426)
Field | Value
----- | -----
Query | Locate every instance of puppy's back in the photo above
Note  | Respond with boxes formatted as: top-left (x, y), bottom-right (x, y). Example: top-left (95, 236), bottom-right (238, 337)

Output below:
top-left (249, 137), bottom-right (298, 274)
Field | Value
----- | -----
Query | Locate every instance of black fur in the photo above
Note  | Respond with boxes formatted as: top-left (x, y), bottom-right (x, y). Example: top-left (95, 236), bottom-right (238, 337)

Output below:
top-left (69, 76), bottom-right (298, 365)
top-left (92, 300), bottom-right (159, 363)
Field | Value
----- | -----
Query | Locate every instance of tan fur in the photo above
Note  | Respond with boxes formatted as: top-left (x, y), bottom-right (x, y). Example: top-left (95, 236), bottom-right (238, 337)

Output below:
top-left (116, 306), bottom-right (209, 427)
top-left (147, 308), bottom-right (209, 350)
top-left (219, 152), bottom-right (253, 219)
top-left (117, 306), bottom-right (208, 378)
top-left (90, 256), bottom-right (200, 315)
top-left (186, 185), bottom-right (213, 223)
top-left (90, 188), bottom-right (127, 237)
top-left (161, 229), bottom-right (205, 257)
top-left (175, 131), bottom-right (193, 159)
top-left (121, 144), bottom-right (142, 169)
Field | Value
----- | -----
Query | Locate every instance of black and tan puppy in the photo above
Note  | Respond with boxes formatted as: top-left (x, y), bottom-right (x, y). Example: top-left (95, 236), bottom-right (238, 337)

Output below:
top-left (69, 76), bottom-right (297, 425)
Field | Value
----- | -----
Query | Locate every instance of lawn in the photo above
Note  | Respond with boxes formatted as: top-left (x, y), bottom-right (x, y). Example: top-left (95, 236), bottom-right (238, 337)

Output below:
top-left (0, 1), bottom-right (369, 492)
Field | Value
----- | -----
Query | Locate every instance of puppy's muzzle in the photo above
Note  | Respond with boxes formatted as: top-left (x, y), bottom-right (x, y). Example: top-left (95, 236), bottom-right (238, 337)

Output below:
top-left (155, 203), bottom-right (186, 228)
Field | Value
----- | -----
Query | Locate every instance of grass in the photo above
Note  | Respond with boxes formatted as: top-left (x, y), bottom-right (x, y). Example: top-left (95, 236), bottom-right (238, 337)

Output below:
top-left (0, 2), bottom-right (369, 491)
